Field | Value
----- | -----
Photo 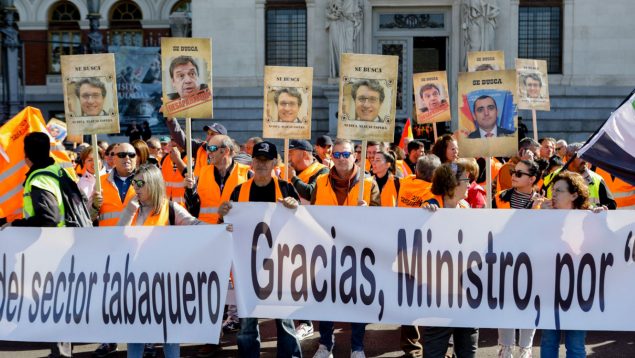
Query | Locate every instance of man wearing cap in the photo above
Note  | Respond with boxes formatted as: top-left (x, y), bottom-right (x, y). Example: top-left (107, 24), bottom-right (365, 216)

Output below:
top-left (185, 134), bottom-right (252, 224)
top-left (165, 118), bottom-right (227, 178)
top-left (314, 135), bottom-right (333, 167)
top-left (288, 139), bottom-right (329, 205)
top-left (311, 138), bottom-right (380, 358)
top-left (217, 141), bottom-right (302, 357)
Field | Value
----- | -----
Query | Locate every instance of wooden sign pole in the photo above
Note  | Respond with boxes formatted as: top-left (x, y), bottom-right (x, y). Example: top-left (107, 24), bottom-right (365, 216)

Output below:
top-left (357, 139), bottom-right (368, 204)
top-left (485, 156), bottom-right (492, 208)
top-left (185, 117), bottom-right (193, 180)
top-left (531, 109), bottom-right (539, 142)
top-left (91, 134), bottom-right (101, 193)
top-left (284, 138), bottom-right (290, 181)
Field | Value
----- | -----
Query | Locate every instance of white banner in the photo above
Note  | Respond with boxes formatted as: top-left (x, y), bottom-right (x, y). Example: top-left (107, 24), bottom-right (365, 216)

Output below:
top-left (226, 203), bottom-right (635, 331)
top-left (0, 226), bottom-right (232, 343)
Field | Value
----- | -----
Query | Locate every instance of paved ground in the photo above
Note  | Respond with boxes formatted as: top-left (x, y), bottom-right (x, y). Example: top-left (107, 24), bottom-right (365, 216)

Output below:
top-left (2, 322), bottom-right (635, 357)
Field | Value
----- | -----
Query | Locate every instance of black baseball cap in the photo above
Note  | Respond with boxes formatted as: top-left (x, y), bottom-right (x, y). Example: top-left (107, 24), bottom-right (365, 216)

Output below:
top-left (203, 122), bottom-right (227, 135)
top-left (316, 135), bottom-right (333, 147)
top-left (289, 139), bottom-right (312, 152)
top-left (252, 141), bottom-right (277, 160)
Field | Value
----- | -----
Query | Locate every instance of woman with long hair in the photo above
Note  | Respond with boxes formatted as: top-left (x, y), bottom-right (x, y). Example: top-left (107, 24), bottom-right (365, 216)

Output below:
top-left (118, 164), bottom-right (203, 358)
top-left (493, 159), bottom-right (542, 358)
top-left (431, 134), bottom-right (459, 164)
top-left (371, 150), bottom-right (400, 207)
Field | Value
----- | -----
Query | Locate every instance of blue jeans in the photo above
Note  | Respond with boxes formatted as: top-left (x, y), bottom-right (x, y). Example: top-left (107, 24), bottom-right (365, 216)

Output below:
top-left (318, 321), bottom-right (366, 352)
top-left (127, 343), bottom-right (179, 358)
top-left (540, 330), bottom-right (586, 358)
top-left (237, 317), bottom-right (301, 357)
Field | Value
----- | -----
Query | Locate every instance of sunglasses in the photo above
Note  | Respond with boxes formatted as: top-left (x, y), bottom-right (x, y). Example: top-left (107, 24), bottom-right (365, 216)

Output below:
top-left (510, 169), bottom-right (532, 178)
top-left (116, 152), bottom-right (137, 159)
top-left (131, 179), bottom-right (145, 188)
top-left (206, 144), bottom-right (226, 153)
top-left (332, 151), bottom-right (352, 159)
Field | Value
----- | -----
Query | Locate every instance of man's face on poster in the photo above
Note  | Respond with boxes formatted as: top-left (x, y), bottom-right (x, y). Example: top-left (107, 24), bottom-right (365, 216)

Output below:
top-left (277, 92), bottom-right (300, 122)
top-left (525, 76), bottom-right (542, 98)
top-left (171, 61), bottom-right (200, 98)
top-left (354, 85), bottom-right (381, 121)
top-left (421, 87), bottom-right (442, 110)
top-left (79, 83), bottom-right (105, 116)
top-left (473, 97), bottom-right (498, 132)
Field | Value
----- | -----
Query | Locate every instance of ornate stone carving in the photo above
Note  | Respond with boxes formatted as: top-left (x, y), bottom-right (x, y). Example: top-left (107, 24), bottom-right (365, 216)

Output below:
top-left (462, 0), bottom-right (500, 63)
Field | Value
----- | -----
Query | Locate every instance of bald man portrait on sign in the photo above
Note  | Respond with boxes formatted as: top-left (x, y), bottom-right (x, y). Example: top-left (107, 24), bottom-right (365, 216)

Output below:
top-left (467, 95), bottom-right (514, 138)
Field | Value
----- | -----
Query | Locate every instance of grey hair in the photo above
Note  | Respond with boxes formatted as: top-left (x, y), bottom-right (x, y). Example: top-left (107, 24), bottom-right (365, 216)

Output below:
top-left (416, 154), bottom-right (441, 182)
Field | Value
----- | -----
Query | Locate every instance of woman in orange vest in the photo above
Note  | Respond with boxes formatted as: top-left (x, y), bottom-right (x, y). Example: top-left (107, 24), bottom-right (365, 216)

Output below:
top-left (118, 164), bottom-right (204, 358)
top-left (421, 161), bottom-right (476, 355)
top-left (492, 159), bottom-right (541, 358)
top-left (371, 150), bottom-right (399, 207)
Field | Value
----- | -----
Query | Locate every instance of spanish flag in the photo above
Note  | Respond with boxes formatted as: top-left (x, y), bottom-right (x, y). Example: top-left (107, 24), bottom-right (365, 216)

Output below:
top-left (399, 118), bottom-right (414, 151)
top-left (0, 107), bottom-right (75, 221)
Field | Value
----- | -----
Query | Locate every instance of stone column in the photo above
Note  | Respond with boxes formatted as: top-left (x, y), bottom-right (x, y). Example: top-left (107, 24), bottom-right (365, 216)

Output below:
top-left (1, 3), bottom-right (21, 121)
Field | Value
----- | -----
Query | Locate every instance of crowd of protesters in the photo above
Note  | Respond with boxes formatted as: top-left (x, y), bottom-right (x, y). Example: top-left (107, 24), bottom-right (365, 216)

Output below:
top-left (6, 115), bottom-right (633, 358)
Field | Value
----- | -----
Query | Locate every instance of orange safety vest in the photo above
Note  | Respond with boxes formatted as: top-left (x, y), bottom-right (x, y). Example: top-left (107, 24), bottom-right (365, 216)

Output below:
top-left (238, 177), bottom-right (283, 202)
top-left (132, 200), bottom-right (170, 226)
top-left (98, 172), bottom-right (136, 226)
top-left (494, 190), bottom-right (512, 209)
top-left (314, 173), bottom-right (373, 206)
top-left (378, 174), bottom-right (399, 207)
top-left (193, 145), bottom-right (209, 178)
top-left (161, 155), bottom-right (187, 206)
top-left (397, 175), bottom-right (433, 208)
top-left (297, 161), bottom-right (327, 183)
top-left (398, 160), bottom-right (413, 177)
top-left (596, 167), bottom-right (635, 210)
top-left (423, 194), bottom-right (445, 208)
top-left (198, 162), bottom-right (250, 223)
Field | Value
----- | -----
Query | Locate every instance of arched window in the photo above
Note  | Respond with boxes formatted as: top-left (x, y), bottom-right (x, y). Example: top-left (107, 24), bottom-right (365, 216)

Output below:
top-left (265, 0), bottom-right (307, 66)
top-left (108, 1), bottom-right (143, 47)
top-left (48, 1), bottom-right (81, 73)
top-left (170, 0), bottom-right (191, 13)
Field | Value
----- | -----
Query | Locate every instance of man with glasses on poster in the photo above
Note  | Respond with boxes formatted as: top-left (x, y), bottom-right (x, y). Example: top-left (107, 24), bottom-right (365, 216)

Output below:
top-left (351, 79), bottom-right (385, 122)
top-left (274, 87), bottom-right (303, 123)
top-left (75, 77), bottom-right (109, 116)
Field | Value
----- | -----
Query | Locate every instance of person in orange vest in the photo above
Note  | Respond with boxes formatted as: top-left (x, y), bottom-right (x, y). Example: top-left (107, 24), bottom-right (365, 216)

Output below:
top-left (402, 140), bottom-right (425, 176)
top-left (310, 138), bottom-right (379, 358)
top-left (217, 141), bottom-right (302, 358)
top-left (421, 161), bottom-right (477, 357)
top-left (594, 166), bottom-right (635, 210)
top-left (184, 134), bottom-right (252, 224)
top-left (118, 164), bottom-right (203, 358)
top-left (431, 134), bottom-right (459, 164)
top-left (397, 154), bottom-right (440, 209)
top-left (363, 140), bottom-right (382, 173)
top-left (91, 142), bottom-right (137, 227)
top-left (494, 137), bottom-right (539, 194)
top-left (160, 139), bottom-right (187, 206)
top-left (372, 150), bottom-right (400, 207)
top-left (165, 117), bottom-right (227, 178)
top-left (395, 154), bottom-right (440, 358)
top-left (491, 159), bottom-right (541, 357)
top-left (288, 139), bottom-right (329, 206)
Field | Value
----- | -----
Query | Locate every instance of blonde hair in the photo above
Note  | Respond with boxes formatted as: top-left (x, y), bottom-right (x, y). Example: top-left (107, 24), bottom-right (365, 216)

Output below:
top-left (134, 164), bottom-right (166, 215)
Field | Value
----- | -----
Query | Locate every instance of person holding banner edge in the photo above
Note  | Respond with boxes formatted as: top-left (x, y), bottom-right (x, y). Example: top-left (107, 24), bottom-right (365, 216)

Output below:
top-left (217, 141), bottom-right (302, 358)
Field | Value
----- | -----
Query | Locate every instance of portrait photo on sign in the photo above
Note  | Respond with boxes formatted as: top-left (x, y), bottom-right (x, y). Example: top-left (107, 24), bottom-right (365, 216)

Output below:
top-left (164, 56), bottom-right (210, 101)
top-left (341, 78), bottom-right (392, 123)
top-left (457, 70), bottom-right (518, 157)
top-left (516, 58), bottom-right (550, 111)
top-left (66, 76), bottom-right (115, 118)
top-left (46, 118), bottom-right (67, 142)
top-left (265, 86), bottom-right (309, 124)
top-left (413, 71), bottom-right (451, 123)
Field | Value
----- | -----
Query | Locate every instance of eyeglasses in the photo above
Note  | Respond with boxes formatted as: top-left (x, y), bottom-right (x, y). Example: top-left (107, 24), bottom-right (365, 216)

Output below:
top-left (458, 177), bottom-right (471, 183)
top-left (332, 151), bottom-right (352, 159)
top-left (510, 169), bottom-right (532, 178)
top-left (116, 152), bottom-right (137, 159)
top-left (131, 179), bottom-right (145, 188)
top-left (80, 93), bottom-right (103, 100)
top-left (206, 144), bottom-right (226, 153)
top-left (356, 96), bottom-right (380, 104)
